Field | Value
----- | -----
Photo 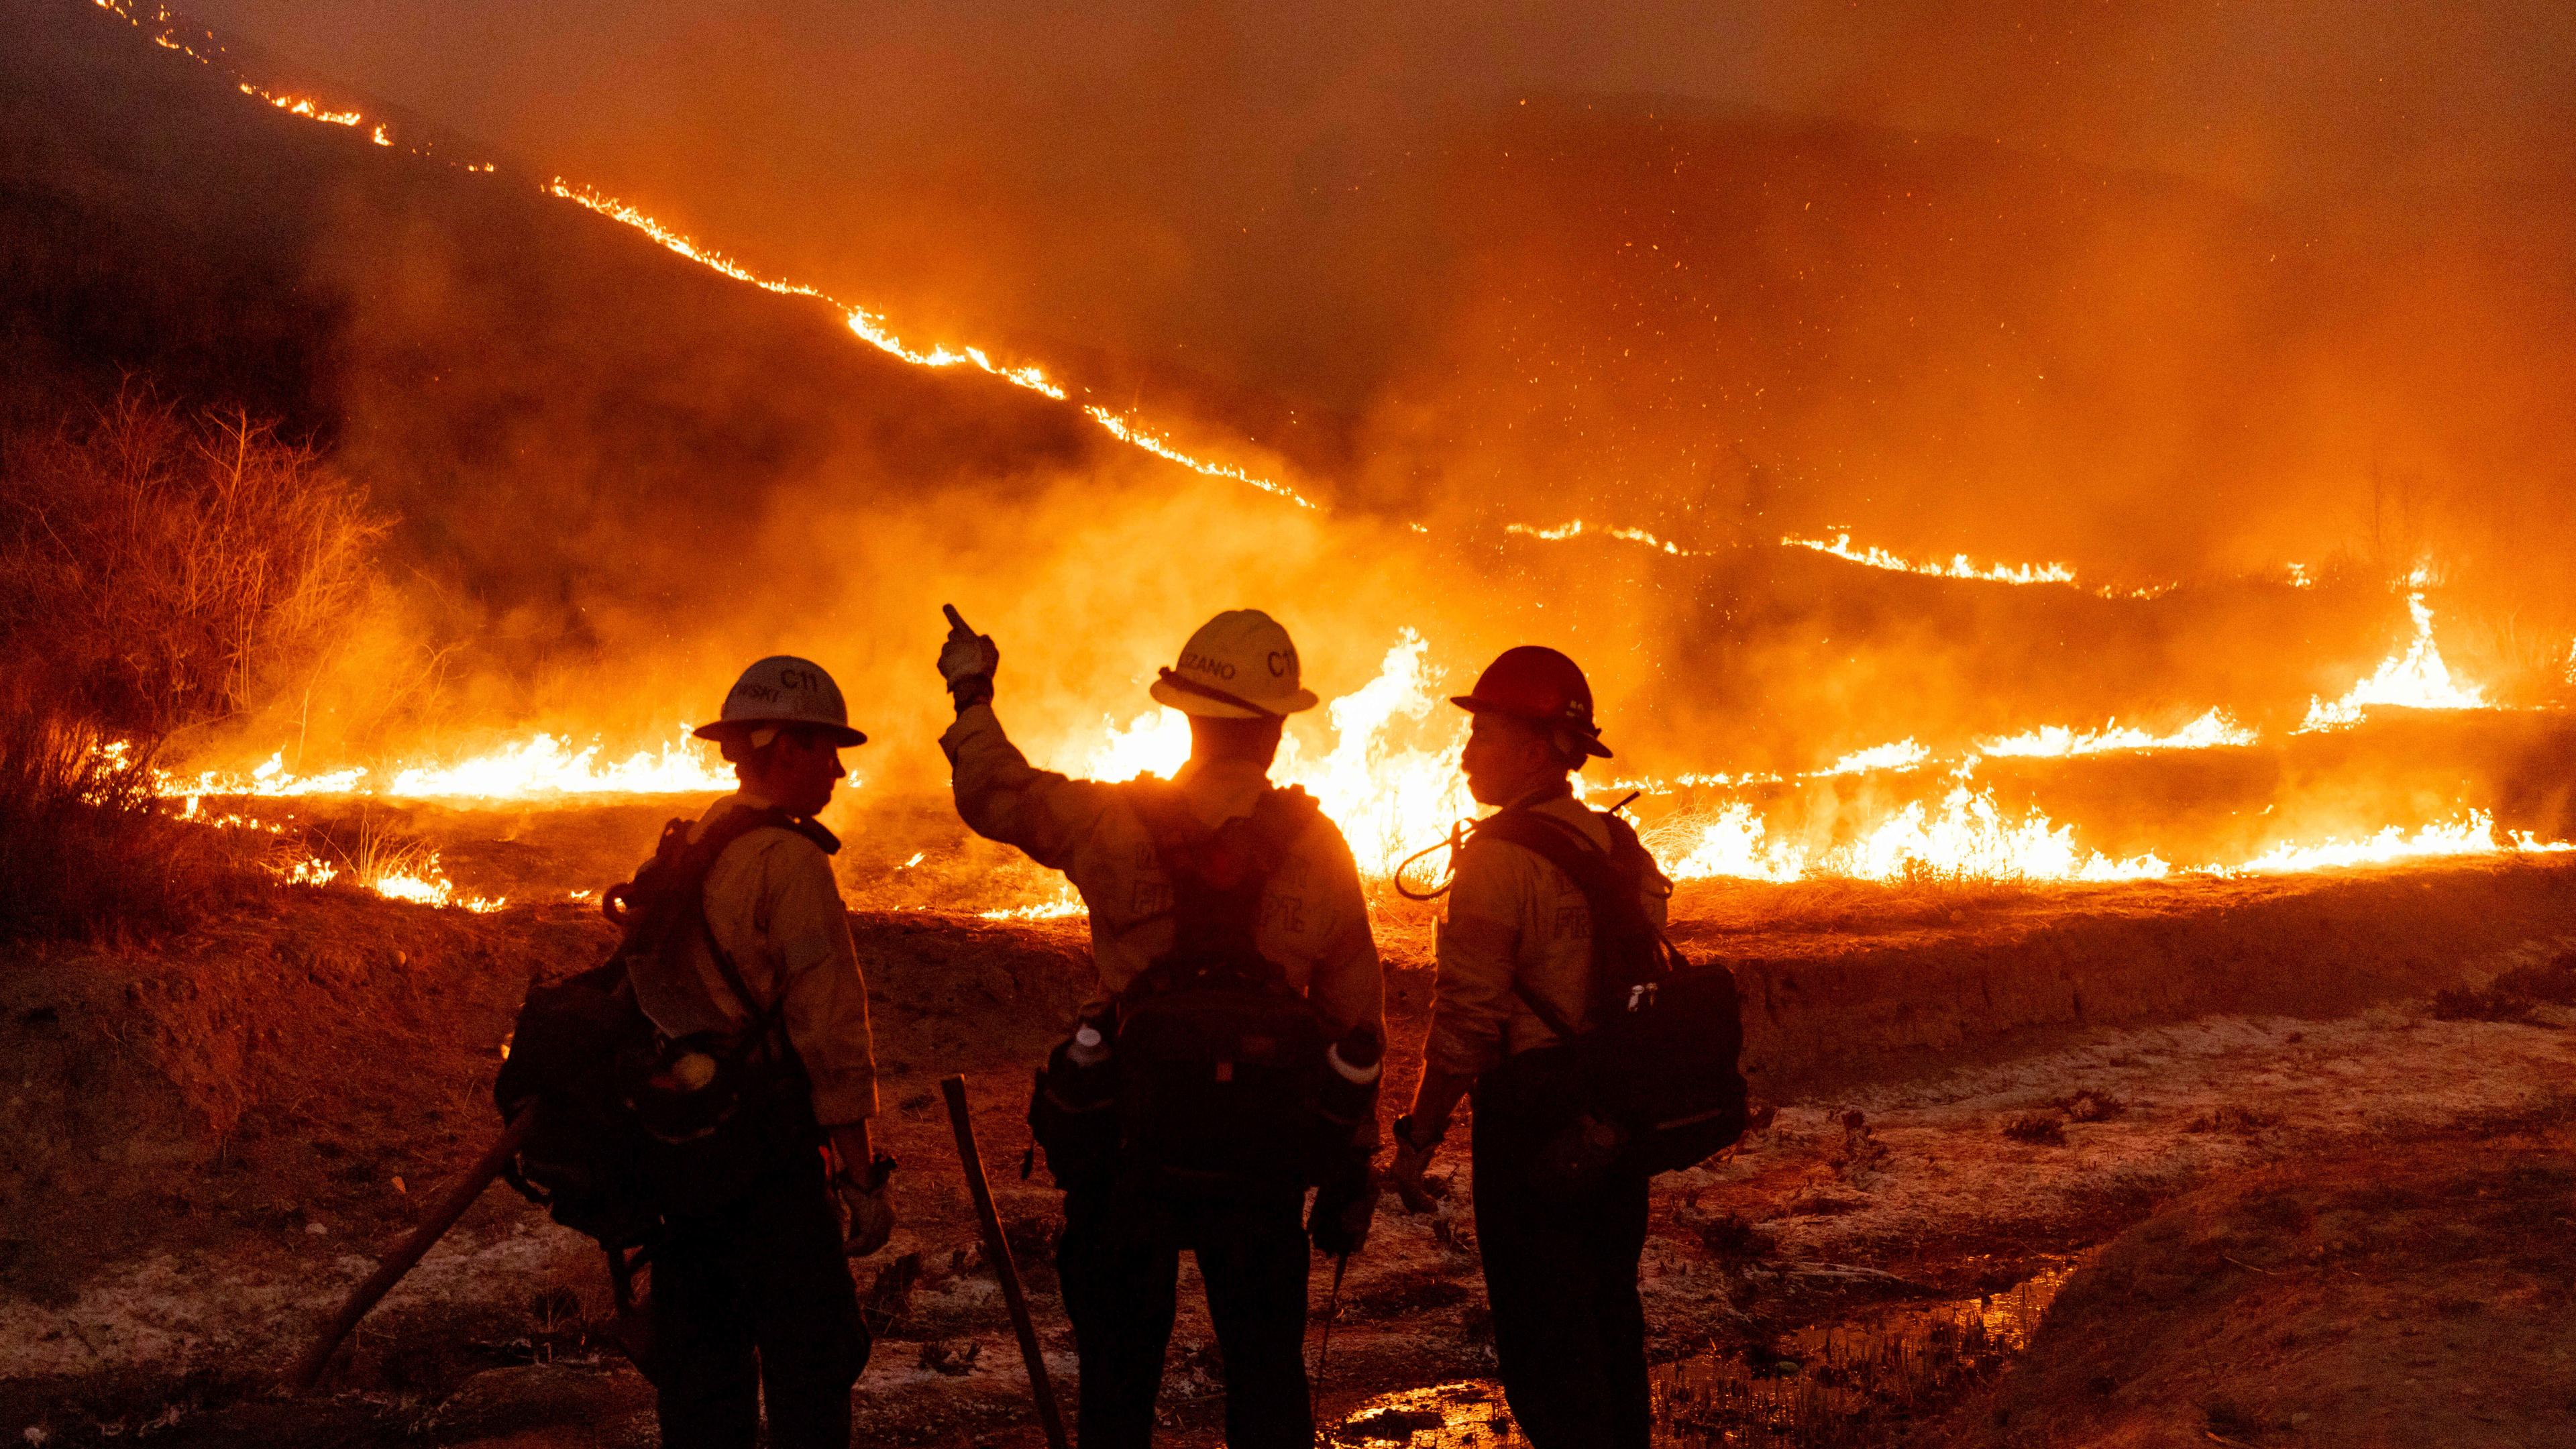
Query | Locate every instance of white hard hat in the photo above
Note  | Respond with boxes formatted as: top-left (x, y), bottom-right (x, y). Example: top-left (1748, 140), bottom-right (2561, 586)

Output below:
top-left (694, 655), bottom-right (867, 747)
top-left (1148, 610), bottom-right (1320, 719)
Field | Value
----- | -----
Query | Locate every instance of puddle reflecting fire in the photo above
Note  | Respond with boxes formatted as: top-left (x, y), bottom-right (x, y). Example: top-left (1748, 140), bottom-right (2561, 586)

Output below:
top-left (1332, 1257), bottom-right (2084, 1446)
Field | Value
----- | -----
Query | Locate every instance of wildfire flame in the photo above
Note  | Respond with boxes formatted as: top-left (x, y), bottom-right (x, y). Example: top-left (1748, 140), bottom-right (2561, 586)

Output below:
top-left (1783, 531), bottom-right (2081, 586)
top-left (2237, 812), bottom-right (2571, 874)
top-left (1815, 739), bottom-right (1933, 776)
top-left (2300, 592), bottom-right (2489, 731)
top-left (1083, 630), bottom-right (1472, 879)
top-left (1975, 709), bottom-right (2257, 759)
top-left (543, 182), bottom-right (1316, 510)
top-left (266, 847), bottom-right (502, 911)
top-left (1503, 520), bottom-right (1701, 555)
top-left (152, 727), bottom-right (733, 800)
top-left (1656, 786), bottom-right (2172, 885)
top-left (80, 0), bottom-right (2576, 900)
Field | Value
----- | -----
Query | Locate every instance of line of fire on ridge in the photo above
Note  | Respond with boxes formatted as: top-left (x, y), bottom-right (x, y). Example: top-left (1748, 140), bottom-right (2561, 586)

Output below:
top-left (80, 0), bottom-right (2576, 902)
top-left (108, 0), bottom-right (2287, 598)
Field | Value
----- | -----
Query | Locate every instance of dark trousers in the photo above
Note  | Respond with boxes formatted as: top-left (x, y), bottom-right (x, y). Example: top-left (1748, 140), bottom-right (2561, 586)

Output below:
top-left (1056, 1173), bottom-right (1313, 1449)
top-left (649, 1161), bottom-right (869, 1449)
top-left (1471, 1095), bottom-right (1652, 1449)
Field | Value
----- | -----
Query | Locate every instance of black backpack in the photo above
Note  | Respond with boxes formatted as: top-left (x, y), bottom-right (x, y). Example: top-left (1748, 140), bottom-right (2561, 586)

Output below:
top-left (1472, 806), bottom-right (1748, 1181)
top-left (1110, 782), bottom-right (1334, 1191)
top-left (494, 806), bottom-right (830, 1245)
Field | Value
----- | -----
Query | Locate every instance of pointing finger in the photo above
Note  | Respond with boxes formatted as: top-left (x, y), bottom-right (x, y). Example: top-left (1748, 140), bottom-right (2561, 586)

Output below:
top-left (941, 602), bottom-right (969, 634)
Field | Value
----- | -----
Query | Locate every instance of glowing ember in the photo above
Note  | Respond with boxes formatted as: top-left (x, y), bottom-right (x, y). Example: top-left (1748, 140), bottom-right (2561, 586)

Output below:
top-left (2300, 592), bottom-right (2489, 731)
top-left (978, 887), bottom-right (1085, 921)
top-left (1975, 709), bottom-right (2257, 759)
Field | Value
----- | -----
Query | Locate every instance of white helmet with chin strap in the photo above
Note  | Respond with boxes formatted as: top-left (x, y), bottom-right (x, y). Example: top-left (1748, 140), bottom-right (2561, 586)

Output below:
top-left (694, 655), bottom-right (867, 748)
top-left (1148, 610), bottom-right (1321, 719)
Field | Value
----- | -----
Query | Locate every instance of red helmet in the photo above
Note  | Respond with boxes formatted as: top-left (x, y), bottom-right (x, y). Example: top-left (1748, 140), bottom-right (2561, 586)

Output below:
top-left (1450, 646), bottom-right (1611, 758)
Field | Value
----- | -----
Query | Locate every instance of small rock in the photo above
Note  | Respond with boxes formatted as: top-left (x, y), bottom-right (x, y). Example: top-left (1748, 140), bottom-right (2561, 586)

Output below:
top-left (305, 1221), bottom-right (330, 1236)
top-left (391, 1176), bottom-right (407, 1195)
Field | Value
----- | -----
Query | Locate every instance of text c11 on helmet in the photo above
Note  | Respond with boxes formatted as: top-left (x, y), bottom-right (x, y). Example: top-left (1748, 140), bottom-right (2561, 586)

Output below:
top-left (1449, 645), bottom-right (1611, 759)
top-left (694, 655), bottom-right (867, 747)
top-left (1148, 609), bottom-right (1322, 720)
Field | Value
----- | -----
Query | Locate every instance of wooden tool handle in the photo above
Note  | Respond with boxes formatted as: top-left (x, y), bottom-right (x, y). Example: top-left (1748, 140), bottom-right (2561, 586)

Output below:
top-left (942, 1074), bottom-right (1070, 1449)
top-left (282, 1107), bottom-right (536, 1393)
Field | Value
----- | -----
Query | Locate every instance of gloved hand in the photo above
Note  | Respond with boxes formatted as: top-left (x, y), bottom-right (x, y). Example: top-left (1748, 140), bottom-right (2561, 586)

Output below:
top-left (1309, 1157), bottom-right (1379, 1256)
top-left (839, 1155), bottom-right (896, 1257)
top-left (939, 604), bottom-right (1000, 706)
top-left (1389, 1135), bottom-right (1440, 1215)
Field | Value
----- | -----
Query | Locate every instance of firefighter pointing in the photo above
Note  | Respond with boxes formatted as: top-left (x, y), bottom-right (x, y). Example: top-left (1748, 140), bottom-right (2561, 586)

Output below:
top-left (939, 606), bottom-right (1385, 1449)
top-left (1391, 646), bottom-right (1747, 1449)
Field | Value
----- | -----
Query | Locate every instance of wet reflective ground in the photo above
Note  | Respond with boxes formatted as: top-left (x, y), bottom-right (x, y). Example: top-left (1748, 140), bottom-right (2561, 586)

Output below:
top-left (1332, 1258), bottom-right (2083, 1447)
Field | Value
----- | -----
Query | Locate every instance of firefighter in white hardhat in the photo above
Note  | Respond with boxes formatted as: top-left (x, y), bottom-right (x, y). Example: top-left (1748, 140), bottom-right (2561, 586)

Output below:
top-left (938, 607), bottom-right (1383, 1449)
top-left (630, 654), bottom-right (889, 1449)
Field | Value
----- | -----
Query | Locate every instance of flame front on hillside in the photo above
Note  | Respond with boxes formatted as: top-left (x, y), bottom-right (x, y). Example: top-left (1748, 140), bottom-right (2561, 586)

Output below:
top-left (2302, 592), bottom-right (2490, 731)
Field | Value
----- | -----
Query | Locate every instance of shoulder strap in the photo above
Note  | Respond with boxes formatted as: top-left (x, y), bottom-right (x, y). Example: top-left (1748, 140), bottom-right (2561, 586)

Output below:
top-left (1467, 806), bottom-right (1668, 1044)
top-left (619, 804), bottom-right (834, 1063)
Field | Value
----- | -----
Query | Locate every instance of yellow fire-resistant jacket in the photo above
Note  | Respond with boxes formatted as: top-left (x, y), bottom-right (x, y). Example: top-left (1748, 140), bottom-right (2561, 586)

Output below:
top-left (1426, 786), bottom-right (1672, 1081)
top-left (627, 791), bottom-right (879, 1126)
top-left (941, 702), bottom-right (1384, 1044)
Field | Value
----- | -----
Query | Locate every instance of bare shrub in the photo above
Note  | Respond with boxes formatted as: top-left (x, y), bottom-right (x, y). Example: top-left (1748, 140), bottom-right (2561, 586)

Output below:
top-left (2184, 1106), bottom-right (2277, 1135)
top-left (0, 386), bottom-right (386, 737)
top-left (2493, 955), bottom-right (2576, 1007)
top-left (2058, 1089), bottom-right (2129, 1123)
top-left (2002, 1112), bottom-right (2067, 1146)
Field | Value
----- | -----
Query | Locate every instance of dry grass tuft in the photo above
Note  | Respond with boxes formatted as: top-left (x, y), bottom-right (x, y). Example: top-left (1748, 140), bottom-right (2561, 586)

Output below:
top-left (2001, 1112), bottom-right (2068, 1146)
top-left (2059, 1088), bottom-right (2129, 1123)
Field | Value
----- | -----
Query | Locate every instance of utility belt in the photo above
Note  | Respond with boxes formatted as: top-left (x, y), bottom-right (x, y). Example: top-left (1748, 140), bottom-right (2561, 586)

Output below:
top-left (1026, 992), bottom-right (1378, 1199)
top-left (629, 1022), bottom-right (824, 1218)
top-left (1472, 1042), bottom-right (1631, 1205)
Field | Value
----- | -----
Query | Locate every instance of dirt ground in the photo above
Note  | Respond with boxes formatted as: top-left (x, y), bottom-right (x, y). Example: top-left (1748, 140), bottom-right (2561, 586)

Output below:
top-left (1902, 1116), bottom-right (2576, 1447)
top-left (5, 859), bottom-right (2574, 1447)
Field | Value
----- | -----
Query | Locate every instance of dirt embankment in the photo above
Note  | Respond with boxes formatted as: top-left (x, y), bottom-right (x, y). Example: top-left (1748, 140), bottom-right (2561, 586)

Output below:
top-left (7, 859), bottom-right (2575, 1446)
top-left (1907, 1116), bottom-right (2576, 1448)
top-left (1, 892), bottom-right (1092, 1299)
top-left (1675, 861), bottom-right (2576, 1100)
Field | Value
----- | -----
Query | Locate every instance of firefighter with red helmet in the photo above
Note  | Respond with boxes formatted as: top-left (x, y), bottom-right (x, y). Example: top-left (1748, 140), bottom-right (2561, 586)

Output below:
top-left (1390, 646), bottom-right (1672, 1449)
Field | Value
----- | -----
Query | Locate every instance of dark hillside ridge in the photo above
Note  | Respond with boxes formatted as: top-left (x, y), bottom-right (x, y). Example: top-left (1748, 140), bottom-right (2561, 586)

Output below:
top-left (0, 0), bottom-right (1093, 639)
